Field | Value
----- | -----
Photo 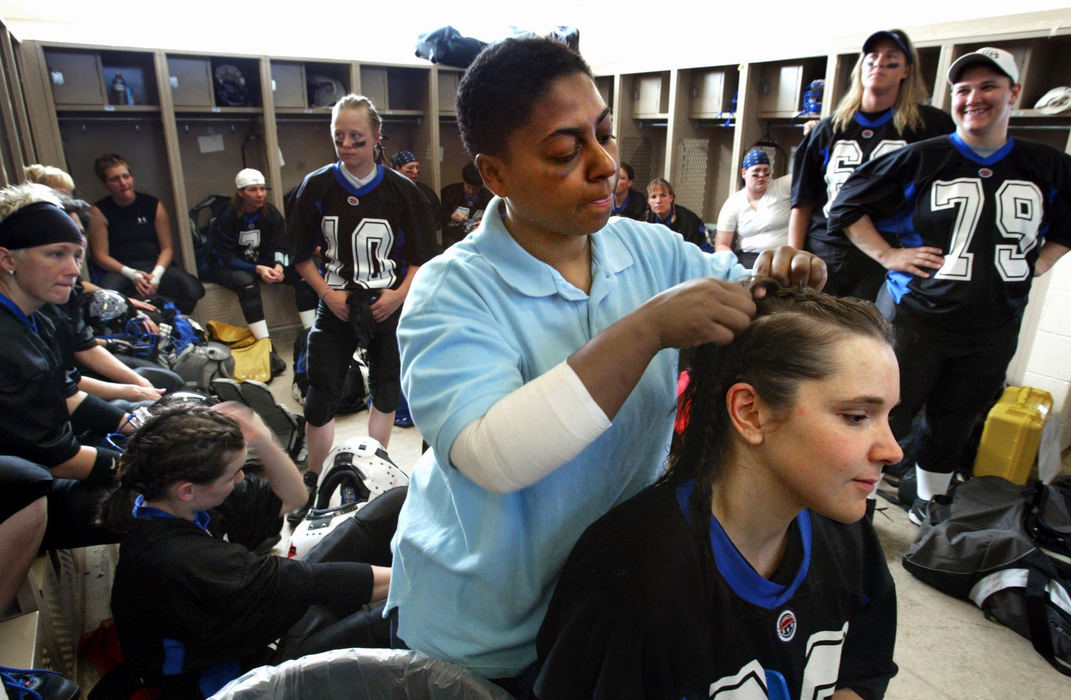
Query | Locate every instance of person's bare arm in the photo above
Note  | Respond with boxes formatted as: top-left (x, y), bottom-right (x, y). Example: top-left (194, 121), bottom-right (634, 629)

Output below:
top-left (152, 202), bottom-right (175, 269)
top-left (714, 230), bottom-right (735, 254)
top-left (76, 344), bottom-right (152, 387)
top-left (87, 206), bottom-right (128, 274)
top-left (844, 214), bottom-right (944, 278)
top-left (1034, 241), bottom-right (1070, 277)
top-left (789, 204), bottom-right (813, 250)
top-left (296, 258), bottom-right (348, 322)
top-left (215, 402), bottom-right (307, 515)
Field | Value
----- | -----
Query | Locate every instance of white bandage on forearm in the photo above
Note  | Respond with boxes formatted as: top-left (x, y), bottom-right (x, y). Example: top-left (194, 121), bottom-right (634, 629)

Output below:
top-left (150, 265), bottom-right (165, 285)
top-left (120, 265), bottom-right (140, 281)
top-left (450, 361), bottom-right (611, 494)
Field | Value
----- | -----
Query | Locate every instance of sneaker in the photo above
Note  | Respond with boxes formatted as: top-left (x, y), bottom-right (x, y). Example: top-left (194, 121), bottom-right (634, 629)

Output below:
top-left (286, 470), bottom-right (319, 526)
top-left (882, 460), bottom-right (912, 488)
top-left (908, 497), bottom-right (929, 526)
top-left (269, 350), bottom-right (287, 379)
top-left (0, 665), bottom-right (80, 700)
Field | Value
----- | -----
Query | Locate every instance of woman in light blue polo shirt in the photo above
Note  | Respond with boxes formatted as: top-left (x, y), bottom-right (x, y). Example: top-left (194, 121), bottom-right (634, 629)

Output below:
top-left (386, 36), bottom-right (826, 693)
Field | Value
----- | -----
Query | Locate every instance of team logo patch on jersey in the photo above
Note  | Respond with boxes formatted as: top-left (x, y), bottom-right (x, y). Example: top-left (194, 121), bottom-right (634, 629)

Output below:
top-left (776, 610), bottom-right (797, 642)
top-left (347, 196), bottom-right (360, 206)
top-left (978, 168), bottom-right (994, 178)
top-left (861, 129), bottom-right (874, 139)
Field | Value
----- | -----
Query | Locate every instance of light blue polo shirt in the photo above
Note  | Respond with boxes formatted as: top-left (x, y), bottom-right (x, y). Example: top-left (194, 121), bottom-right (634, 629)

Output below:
top-left (387, 200), bottom-right (747, 678)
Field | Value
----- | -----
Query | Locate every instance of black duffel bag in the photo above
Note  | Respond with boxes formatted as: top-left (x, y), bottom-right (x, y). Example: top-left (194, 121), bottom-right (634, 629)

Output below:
top-left (903, 476), bottom-right (1071, 675)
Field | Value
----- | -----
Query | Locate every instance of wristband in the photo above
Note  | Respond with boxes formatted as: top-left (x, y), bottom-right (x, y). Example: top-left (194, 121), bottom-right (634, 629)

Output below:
top-left (150, 265), bottom-right (166, 285)
top-left (319, 288), bottom-right (331, 301)
top-left (121, 265), bottom-right (140, 281)
top-left (88, 447), bottom-right (121, 484)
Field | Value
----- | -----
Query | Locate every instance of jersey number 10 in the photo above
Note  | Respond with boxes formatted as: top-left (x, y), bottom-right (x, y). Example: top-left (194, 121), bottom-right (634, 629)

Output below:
top-left (321, 216), bottom-right (397, 289)
top-left (931, 178), bottom-right (1042, 283)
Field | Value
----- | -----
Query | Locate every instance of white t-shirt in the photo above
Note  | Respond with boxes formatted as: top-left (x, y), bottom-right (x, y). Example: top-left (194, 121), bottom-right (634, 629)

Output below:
top-left (716, 174), bottom-right (792, 253)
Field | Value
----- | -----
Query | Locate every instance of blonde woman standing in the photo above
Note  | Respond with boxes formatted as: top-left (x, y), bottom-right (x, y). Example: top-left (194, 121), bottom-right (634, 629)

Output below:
top-left (790, 29), bottom-right (954, 299)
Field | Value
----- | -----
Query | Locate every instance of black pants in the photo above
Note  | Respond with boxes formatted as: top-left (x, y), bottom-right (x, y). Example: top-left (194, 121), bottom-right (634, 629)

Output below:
top-left (99, 264), bottom-right (206, 315)
top-left (305, 296), bottom-right (401, 426)
top-left (1, 456), bottom-right (118, 550)
top-left (884, 298), bottom-right (1019, 475)
top-left (274, 487), bottom-right (407, 661)
top-left (807, 238), bottom-right (886, 301)
top-left (207, 265), bottom-right (317, 325)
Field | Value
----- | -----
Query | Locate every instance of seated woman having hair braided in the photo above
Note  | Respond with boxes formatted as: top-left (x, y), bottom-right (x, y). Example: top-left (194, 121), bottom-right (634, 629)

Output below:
top-left (535, 282), bottom-right (902, 699)
top-left (101, 402), bottom-right (393, 698)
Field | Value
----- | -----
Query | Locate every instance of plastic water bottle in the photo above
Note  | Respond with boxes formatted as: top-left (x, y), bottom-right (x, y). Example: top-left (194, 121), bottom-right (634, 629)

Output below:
top-left (111, 73), bottom-right (127, 106)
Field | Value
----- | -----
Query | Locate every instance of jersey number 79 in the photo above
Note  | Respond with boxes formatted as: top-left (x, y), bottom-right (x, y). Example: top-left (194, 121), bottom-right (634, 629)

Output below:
top-left (931, 178), bottom-right (1042, 283)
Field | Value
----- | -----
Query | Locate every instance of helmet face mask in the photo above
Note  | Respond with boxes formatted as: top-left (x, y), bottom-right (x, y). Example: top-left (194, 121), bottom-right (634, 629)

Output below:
top-left (84, 289), bottom-right (133, 331)
top-left (285, 437), bottom-right (410, 559)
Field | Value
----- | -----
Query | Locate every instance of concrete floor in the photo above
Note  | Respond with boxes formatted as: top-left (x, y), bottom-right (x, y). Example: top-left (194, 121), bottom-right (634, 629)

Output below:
top-left (264, 331), bottom-right (1070, 699)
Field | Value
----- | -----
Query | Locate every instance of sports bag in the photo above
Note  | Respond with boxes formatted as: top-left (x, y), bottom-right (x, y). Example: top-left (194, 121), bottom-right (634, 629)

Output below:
top-left (903, 476), bottom-right (1071, 675)
top-left (206, 320), bottom-right (274, 383)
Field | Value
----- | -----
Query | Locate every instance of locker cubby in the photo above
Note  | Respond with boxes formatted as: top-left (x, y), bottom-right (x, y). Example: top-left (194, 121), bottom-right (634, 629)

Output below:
top-left (437, 68), bottom-right (462, 115)
top-left (44, 47), bottom-right (160, 110)
top-left (755, 57), bottom-right (826, 119)
top-left (625, 71), bottom-right (671, 119)
top-left (207, 56), bottom-right (261, 109)
top-left (688, 68), bottom-right (739, 119)
top-left (44, 48), bottom-right (106, 107)
top-left (302, 61), bottom-right (352, 109)
top-left (360, 65), bottom-right (428, 115)
top-left (595, 75), bottom-right (614, 111)
top-left (945, 36), bottom-right (1071, 119)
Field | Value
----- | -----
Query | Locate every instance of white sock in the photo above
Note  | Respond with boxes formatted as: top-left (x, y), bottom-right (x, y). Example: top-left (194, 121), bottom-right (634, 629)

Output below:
top-left (249, 320), bottom-right (270, 340)
top-left (299, 310), bottom-right (316, 329)
top-left (915, 465), bottom-right (953, 501)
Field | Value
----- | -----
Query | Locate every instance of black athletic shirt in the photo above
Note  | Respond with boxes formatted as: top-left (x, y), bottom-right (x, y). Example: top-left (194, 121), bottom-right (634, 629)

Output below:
top-left (0, 296), bottom-right (81, 468)
top-left (612, 188), bottom-right (648, 222)
top-left (647, 203), bottom-right (711, 252)
top-left (535, 480), bottom-right (897, 699)
top-left (829, 134), bottom-right (1071, 332)
top-left (288, 163), bottom-right (437, 291)
top-left (792, 105), bottom-right (954, 249)
top-left (94, 192), bottom-right (161, 265)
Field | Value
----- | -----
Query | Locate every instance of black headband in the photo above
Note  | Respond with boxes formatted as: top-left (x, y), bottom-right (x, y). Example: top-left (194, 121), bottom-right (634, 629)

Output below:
top-left (0, 201), bottom-right (84, 250)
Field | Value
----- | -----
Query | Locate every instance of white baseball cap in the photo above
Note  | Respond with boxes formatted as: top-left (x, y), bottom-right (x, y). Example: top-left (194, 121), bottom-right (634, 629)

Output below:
top-left (947, 47), bottom-right (1019, 85)
top-left (235, 168), bottom-right (265, 189)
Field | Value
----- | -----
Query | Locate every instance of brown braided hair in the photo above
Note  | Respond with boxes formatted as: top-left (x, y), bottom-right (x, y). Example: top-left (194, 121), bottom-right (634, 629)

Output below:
top-left (99, 406), bottom-right (244, 530)
top-left (666, 280), bottom-right (894, 540)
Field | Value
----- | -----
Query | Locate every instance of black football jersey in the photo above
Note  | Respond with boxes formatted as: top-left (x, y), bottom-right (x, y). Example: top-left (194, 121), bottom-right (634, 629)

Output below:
top-left (792, 105), bottom-right (954, 247)
top-left (829, 134), bottom-right (1071, 332)
top-left (212, 203), bottom-right (287, 269)
top-left (535, 481), bottom-right (897, 700)
top-left (288, 164), bottom-right (437, 290)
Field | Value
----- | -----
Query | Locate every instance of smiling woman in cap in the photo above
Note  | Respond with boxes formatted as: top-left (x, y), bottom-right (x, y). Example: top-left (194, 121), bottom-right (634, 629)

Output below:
top-left (206, 167), bottom-right (318, 366)
top-left (790, 28), bottom-right (955, 301)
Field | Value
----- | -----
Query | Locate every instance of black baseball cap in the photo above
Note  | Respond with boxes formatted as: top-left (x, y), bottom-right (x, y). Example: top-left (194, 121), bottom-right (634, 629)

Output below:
top-left (862, 30), bottom-right (914, 64)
